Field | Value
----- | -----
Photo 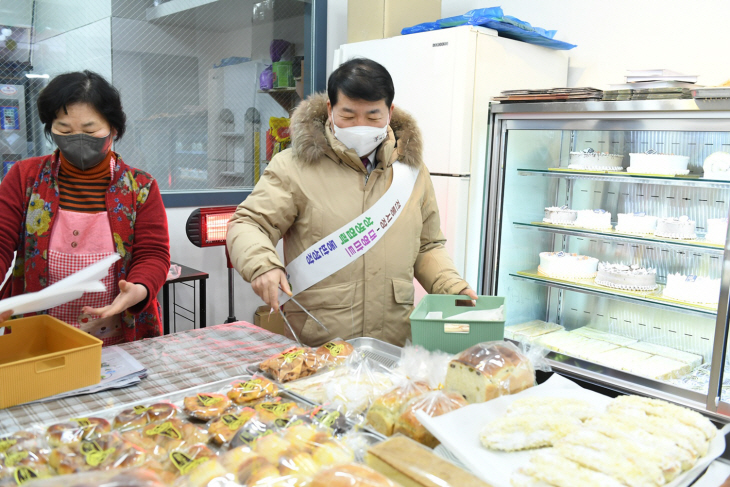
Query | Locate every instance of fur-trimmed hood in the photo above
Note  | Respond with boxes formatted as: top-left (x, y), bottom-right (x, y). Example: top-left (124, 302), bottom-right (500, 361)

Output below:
top-left (290, 92), bottom-right (423, 168)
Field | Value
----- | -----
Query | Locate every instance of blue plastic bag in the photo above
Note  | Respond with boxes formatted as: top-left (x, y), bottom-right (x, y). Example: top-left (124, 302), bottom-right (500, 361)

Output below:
top-left (401, 7), bottom-right (576, 50)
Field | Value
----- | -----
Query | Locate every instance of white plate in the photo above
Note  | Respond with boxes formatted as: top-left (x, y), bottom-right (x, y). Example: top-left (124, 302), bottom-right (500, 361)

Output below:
top-left (417, 374), bottom-right (728, 487)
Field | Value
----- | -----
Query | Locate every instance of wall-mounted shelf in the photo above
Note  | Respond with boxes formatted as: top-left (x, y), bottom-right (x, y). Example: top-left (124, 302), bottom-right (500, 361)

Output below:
top-left (511, 270), bottom-right (717, 318)
top-left (258, 88), bottom-right (301, 113)
top-left (517, 168), bottom-right (730, 189)
top-left (513, 221), bottom-right (726, 256)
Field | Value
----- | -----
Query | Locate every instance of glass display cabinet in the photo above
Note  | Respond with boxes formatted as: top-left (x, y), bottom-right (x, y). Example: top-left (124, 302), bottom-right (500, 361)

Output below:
top-left (483, 100), bottom-right (730, 419)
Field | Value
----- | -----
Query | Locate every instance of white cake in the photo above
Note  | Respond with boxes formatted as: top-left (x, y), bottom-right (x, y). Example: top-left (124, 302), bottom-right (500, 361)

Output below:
top-left (627, 150), bottom-right (690, 176)
top-left (574, 209), bottom-right (612, 230)
top-left (702, 151), bottom-right (730, 180)
top-left (505, 320), bottom-right (565, 342)
top-left (569, 327), bottom-right (638, 347)
top-left (543, 206), bottom-right (577, 225)
top-left (627, 342), bottom-right (703, 369)
top-left (568, 148), bottom-right (624, 171)
top-left (705, 218), bottom-right (728, 244)
top-left (537, 331), bottom-right (619, 359)
top-left (594, 263), bottom-right (657, 291)
top-left (640, 355), bottom-right (692, 380)
top-left (537, 252), bottom-right (599, 279)
top-left (663, 273), bottom-right (721, 305)
top-left (654, 216), bottom-right (697, 240)
top-left (594, 347), bottom-right (653, 372)
top-left (614, 213), bottom-right (658, 235)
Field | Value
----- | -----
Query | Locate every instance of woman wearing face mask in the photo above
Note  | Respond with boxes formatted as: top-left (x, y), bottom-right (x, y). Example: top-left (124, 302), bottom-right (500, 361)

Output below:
top-left (227, 58), bottom-right (475, 347)
top-left (0, 70), bottom-right (170, 345)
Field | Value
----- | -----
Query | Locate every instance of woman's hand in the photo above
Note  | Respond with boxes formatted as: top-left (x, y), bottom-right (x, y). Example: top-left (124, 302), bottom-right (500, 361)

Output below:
top-left (0, 309), bottom-right (13, 324)
top-left (82, 280), bottom-right (147, 318)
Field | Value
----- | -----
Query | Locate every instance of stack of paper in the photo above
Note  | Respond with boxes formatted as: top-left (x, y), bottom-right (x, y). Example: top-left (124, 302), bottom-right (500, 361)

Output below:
top-left (605, 69), bottom-right (701, 97)
top-left (24, 347), bottom-right (147, 404)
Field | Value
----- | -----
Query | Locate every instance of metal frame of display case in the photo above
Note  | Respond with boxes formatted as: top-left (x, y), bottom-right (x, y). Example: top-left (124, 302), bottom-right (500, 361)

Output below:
top-left (483, 100), bottom-right (730, 420)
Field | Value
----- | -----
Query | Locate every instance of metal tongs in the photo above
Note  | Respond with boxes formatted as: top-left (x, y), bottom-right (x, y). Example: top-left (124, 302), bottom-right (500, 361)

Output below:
top-left (272, 287), bottom-right (329, 346)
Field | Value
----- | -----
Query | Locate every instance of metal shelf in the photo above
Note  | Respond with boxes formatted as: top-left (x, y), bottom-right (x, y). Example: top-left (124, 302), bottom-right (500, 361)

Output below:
top-left (517, 168), bottom-right (730, 189)
top-left (513, 221), bottom-right (726, 256)
top-left (511, 270), bottom-right (718, 319)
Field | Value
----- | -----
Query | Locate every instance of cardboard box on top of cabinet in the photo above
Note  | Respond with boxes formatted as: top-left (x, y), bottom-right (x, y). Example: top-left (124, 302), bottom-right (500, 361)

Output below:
top-left (254, 305), bottom-right (287, 337)
top-left (347, 0), bottom-right (441, 43)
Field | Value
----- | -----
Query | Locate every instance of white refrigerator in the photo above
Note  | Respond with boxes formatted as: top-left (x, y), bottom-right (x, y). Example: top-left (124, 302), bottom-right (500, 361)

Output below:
top-left (333, 26), bottom-right (569, 299)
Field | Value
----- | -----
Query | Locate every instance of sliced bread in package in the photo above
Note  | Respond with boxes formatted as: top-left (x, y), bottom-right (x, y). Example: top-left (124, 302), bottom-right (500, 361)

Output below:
top-left (445, 340), bottom-right (550, 403)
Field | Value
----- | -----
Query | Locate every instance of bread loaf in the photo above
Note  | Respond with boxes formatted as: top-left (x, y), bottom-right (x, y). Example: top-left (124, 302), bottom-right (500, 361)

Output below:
top-left (366, 381), bottom-right (430, 436)
top-left (366, 436), bottom-right (492, 487)
top-left (393, 391), bottom-right (468, 448)
top-left (445, 342), bottom-right (535, 403)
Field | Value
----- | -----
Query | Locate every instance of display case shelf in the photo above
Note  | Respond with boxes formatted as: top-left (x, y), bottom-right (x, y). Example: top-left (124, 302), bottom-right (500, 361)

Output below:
top-left (511, 270), bottom-right (717, 318)
top-left (517, 168), bottom-right (730, 189)
top-left (513, 222), bottom-right (726, 256)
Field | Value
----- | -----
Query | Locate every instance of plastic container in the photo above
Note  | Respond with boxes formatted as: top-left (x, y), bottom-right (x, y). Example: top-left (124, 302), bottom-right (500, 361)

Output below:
top-left (0, 315), bottom-right (102, 408)
top-left (409, 295), bottom-right (506, 354)
top-left (272, 61), bottom-right (293, 88)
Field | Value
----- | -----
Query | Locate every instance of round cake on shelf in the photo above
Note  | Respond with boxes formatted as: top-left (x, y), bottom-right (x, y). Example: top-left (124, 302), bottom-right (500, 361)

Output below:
top-left (594, 263), bottom-right (657, 291)
top-left (654, 216), bottom-right (697, 240)
top-left (702, 151), bottom-right (730, 180)
top-left (614, 212), bottom-right (658, 235)
top-left (574, 209), bottom-right (613, 230)
top-left (537, 251), bottom-right (599, 279)
top-left (705, 218), bottom-right (728, 244)
top-left (568, 148), bottom-right (624, 171)
top-left (627, 149), bottom-right (690, 176)
top-left (663, 273), bottom-right (721, 305)
top-left (543, 206), bottom-right (577, 225)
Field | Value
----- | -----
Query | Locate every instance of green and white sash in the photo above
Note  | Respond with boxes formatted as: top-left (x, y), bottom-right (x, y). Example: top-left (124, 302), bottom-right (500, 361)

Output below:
top-left (280, 161), bottom-right (419, 304)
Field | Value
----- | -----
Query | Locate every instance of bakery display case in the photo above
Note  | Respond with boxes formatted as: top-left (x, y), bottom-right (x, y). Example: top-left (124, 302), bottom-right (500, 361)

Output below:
top-left (483, 100), bottom-right (730, 419)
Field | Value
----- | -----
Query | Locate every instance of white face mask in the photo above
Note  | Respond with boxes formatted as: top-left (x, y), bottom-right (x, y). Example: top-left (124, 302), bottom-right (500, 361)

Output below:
top-left (331, 116), bottom-right (389, 157)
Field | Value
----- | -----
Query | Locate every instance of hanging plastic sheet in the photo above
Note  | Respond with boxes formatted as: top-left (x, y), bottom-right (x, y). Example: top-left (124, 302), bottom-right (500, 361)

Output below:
top-left (401, 7), bottom-right (577, 50)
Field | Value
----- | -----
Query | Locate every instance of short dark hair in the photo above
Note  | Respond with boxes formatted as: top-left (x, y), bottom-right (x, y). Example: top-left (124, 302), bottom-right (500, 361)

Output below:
top-left (328, 58), bottom-right (394, 108)
top-left (37, 70), bottom-right (126, 141)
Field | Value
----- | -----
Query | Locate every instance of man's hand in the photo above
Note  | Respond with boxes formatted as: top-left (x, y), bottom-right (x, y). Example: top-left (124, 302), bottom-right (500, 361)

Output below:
top-left (0, 309), bottom-right (12, 324)
top-left (82, 280), bottom-right (148, 318)
top-left (252, 268), bottom-right (292, 311)
top-left (460, 288), bottom-right (478, 300)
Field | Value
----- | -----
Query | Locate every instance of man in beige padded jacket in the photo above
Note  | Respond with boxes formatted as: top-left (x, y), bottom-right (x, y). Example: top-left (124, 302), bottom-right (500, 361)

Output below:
top-left (227, 58), bottom-right (475, 346)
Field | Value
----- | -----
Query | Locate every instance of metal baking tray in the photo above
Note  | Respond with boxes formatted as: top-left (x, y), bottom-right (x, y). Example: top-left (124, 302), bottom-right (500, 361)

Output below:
top-left (346, 337), bottom-right (402, 369)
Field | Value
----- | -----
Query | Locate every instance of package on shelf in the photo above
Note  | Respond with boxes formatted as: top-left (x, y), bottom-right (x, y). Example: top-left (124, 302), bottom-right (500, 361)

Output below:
top-left (390, 341), bottom-right (453, 389)
top-left (13, 467), bottom-right (168, 487)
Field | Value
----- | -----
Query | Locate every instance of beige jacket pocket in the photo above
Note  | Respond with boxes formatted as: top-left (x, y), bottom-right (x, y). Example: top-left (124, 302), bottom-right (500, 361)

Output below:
top-left (392, 278), bottom-right (415, 305)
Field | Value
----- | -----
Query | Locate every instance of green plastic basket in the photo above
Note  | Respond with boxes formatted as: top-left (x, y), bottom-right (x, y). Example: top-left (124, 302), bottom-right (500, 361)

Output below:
top-left (409, 295), bottom-right (506, 354)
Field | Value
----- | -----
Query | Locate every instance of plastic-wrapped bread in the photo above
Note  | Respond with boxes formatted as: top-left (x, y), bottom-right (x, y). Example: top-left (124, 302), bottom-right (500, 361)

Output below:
top-left (505, 320), bottom-right (564, 343)
top-left (259, 346), bottom-right (319, 382)
top-left (310, 463), bottom-right (401, 487)
top-left (626, 342), bottom-right (703, 368)
top-left (314, 340), bottom-right (356, 367)
top-left (365, 380), bottom-right (431, 436)
top-left (366, 436), bottom-right (491, 487)
top-left (393, 391), bottom-right (468, 448)
top-left (444, 341), bottom-right (536, 403)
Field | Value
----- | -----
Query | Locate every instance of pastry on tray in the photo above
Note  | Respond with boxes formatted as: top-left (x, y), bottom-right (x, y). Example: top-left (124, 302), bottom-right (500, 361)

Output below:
top-left (260, 346), bottom-right (319, 382)
top-left (227, 376), bottom-right (279, 404)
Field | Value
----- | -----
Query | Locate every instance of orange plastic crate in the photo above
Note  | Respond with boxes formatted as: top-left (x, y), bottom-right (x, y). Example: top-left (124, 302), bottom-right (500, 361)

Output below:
top-left (0, 315), bottom-right (102, 408)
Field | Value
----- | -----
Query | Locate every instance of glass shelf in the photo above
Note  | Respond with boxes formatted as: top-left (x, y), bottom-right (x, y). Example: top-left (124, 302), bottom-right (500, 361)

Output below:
top-left (517, 168), bottom-right (730, 189)
top-left (511, 270), bottom-right (718, 318)
top-left (513, 222), bottom-right (726, 256)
